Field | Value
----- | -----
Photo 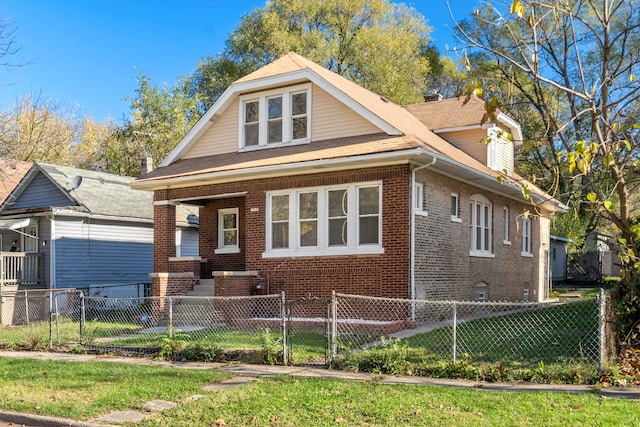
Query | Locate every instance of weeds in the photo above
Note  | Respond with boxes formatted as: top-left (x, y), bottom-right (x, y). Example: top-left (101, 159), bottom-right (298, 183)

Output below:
top-left (260, 328), bottom-right (283, 365)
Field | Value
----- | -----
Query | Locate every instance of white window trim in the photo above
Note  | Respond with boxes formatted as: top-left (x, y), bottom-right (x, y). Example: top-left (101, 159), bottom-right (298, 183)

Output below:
top-left (503, 207), bottom-right (511, 245)
top-left (238, 83), bottom-right (311, 150)
top-left (414, 182), bottom-right (427, 217)
top-left (264, 182), bottom-right (384, 258)
top-left (215, 208), bottom-right (240, 254)
top-left (521, 216), bottom-right (533, 257)
top-left (451, 193), bottom-right (461, 223)
top-left (469, 195), bottom-right (493, 257)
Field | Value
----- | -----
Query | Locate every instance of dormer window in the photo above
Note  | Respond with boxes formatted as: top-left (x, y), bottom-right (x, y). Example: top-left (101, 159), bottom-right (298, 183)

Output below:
top-left (239, 84), bottom-right (311, 150)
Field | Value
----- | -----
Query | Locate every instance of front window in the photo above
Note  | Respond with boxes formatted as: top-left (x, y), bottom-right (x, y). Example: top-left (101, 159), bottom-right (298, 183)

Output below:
top-left (265, 182), bottom-right (382, 257)
top-left (470, 195), bottom-right (493, 257)
top-left (240, 84), bottom-right (311, 149)
top-left (216, 208), bottom-right (240, 253)
top-left (271, 195), bottom-right (289, 249)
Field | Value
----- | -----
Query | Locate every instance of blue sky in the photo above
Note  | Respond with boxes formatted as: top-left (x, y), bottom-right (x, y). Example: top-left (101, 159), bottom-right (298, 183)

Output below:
top-left (0, 0), bottom-right (479, 122)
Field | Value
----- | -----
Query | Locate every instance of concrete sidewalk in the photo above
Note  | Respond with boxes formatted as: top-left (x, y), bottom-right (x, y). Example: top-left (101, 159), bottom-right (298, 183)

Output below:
top-left (0, 350), bottom-right (638, 426)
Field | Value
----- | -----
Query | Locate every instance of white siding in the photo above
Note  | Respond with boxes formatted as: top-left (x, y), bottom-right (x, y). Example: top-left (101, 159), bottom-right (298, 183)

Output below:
top-left (491, 127), bottom-right (515, 176)
top-left (311, 85), bottom-right (380, 141)
top-left (181, 84), bottom-right (382, 159)
top-left (437, 129), bottom-right (489, 164)
top-left (183, 98), bottom-right (240, 159)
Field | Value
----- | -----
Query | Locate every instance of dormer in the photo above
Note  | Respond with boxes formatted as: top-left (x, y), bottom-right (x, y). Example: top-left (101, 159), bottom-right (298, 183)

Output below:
top-left (405, 95), bottom-right (521, 177)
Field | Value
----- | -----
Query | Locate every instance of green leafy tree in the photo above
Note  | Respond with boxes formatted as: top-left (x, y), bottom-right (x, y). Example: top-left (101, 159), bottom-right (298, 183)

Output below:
top-left (455, 0), bottom-right (640, 338)
top-left (187, 0), bottom-right (432, 113)
top-left (113, 72), bottom-right (199, 176)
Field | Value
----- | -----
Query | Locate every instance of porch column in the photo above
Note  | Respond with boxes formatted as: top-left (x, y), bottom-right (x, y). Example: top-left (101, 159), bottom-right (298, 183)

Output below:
top-left (153, 200), bottom-right (177, 273)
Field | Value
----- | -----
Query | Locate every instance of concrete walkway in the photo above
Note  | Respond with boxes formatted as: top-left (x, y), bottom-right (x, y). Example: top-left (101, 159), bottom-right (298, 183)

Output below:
top-left (0, 350), bottom-right (638, 426)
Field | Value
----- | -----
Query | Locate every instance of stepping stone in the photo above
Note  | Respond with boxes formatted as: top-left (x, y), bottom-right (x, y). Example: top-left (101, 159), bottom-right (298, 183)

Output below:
top-left (184, 394), bottom-right (207, 402)
top-left (203, 376), bottom-right (257, 391)
top-left (143, 399), bottom-right (178, 412)
top-left (97, 410), bottom-right (148, 423)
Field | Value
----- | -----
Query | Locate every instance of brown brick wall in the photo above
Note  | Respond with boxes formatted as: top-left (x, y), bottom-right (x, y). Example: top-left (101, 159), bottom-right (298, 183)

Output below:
top-left (154, 164), bottom-right (411, 299)
top-left (153, 203), bottom-right (176, 272)
top-left (414, 168), bottom-right (544, 301)
top-left (214, 274), bottom-right (258, 297)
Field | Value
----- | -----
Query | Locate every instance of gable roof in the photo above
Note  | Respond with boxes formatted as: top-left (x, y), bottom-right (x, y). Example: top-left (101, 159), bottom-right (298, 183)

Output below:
top-left (405, 96), bottom-right (523, 142)
top-left (3, 163), bottom-right (153, 220)
top-left (0, 158), bottom-right (32, 205)
top-left (134, 52), bottom-right (561, 212)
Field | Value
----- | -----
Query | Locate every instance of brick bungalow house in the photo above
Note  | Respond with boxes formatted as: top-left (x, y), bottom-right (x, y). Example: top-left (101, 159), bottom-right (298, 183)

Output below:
top-left (132, 52), bottom-right (563, 303)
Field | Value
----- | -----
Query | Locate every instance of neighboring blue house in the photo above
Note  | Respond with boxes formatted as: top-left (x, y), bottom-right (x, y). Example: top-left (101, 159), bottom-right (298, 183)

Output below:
top-left (0, 162), bottom-right (198, 298)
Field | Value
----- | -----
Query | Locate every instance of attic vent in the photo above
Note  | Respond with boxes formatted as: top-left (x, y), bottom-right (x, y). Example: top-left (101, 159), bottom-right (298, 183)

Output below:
top-left (68, 175), bottom-right (83, 191)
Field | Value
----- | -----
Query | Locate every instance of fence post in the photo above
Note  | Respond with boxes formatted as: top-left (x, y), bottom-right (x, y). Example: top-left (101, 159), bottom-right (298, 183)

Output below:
top-left (280, 291), bottom-right (287, 365)
top-left (49, 312), bottom-right (54, 349)
top-left (331, 290), bottom-right (337, 361)
top-left (79, 291), bottom-right (86, 342)
top-left (599, 288), bottom-right (606, 372)
top-left (452, 301), bottom-right (457, 364)
top-left (25, 290), bottom-right (29, 324)
top-left (168, 297), bottom-right (173, 339)
top-left (54, 293), bottom-right (60, 345)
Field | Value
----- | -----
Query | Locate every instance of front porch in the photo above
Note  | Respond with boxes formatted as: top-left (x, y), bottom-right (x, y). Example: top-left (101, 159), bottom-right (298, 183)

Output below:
top-left (0, 252), bottom-right (43, 287)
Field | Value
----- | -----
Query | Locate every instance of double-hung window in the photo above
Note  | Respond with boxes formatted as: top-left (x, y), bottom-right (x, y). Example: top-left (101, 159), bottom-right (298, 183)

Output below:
top-left (503, 207), bottom-right (511, 245)
top-left (521, 216), bottom-right (532, 256)
top-left (240, 84), bottom-right (311, 149)
top-left (469, 195), bottom-right (493, 257)
top-left (265, 182), bottom-right (382, 257)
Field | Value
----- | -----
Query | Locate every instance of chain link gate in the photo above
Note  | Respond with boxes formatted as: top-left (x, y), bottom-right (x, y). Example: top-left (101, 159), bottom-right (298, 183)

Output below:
top-left (285, 296), bottom-right (332, 366)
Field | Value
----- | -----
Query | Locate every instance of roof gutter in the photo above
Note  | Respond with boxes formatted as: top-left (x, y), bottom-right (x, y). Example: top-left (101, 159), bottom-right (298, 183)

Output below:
top-left (133, 149), bottom-right (426, 191)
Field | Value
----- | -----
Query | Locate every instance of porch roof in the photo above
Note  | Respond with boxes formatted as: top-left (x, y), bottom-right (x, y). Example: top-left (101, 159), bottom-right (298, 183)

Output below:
top-left (0, 217), bottom-right (37, 230)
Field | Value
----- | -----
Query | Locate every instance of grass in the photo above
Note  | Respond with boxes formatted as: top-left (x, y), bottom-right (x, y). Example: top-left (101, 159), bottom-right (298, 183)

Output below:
top-left (0, 357), bottom-right (637, 426)
top-left (136, 376), bottom-right (640, 427)
top-left (333, 301), bottom-right (602, 383)
top-left (0, 357), bottom-right (230, 420)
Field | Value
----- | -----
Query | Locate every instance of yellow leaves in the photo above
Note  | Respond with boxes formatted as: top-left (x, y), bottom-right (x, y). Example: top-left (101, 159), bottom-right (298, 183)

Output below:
top-left (631, 74), bottom-right (636, 82)
top-left (510, 0), bottom-right (525, 18)
top-left (603, 200), bottom-right (613, 212)
top-left (521, 184), bottom-right (531, 200)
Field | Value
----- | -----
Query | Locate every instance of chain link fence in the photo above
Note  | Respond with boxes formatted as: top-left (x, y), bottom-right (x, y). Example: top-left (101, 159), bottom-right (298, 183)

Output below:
top-left (333, 293), bottom-right (602, 369)
top-left (0, 289), bottom-right (609, 371)
top-left (0, 289), bottom-right (81, 349)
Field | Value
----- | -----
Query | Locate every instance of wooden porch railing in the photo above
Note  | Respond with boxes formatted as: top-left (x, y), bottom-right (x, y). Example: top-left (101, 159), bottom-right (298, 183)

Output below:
top-left (0, 252), bottom-right (43, 286)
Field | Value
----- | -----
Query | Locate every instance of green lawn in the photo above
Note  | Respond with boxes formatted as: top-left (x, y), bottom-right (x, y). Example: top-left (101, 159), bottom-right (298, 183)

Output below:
top-left (0, 357), bottom-right (636, 427)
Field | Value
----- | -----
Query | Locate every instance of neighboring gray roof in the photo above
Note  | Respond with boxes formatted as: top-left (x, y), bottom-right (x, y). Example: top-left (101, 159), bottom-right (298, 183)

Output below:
top-left (37, 163), bottom-right (153, 220)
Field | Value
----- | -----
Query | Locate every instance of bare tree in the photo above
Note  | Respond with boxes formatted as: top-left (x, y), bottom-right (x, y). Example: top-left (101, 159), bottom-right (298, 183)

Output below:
top-left (453, 0), bottom-right (640, 339)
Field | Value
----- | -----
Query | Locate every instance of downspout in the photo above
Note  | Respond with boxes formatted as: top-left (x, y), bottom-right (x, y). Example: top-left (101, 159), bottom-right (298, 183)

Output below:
top-left (410, 156), bottom-right (436, 309)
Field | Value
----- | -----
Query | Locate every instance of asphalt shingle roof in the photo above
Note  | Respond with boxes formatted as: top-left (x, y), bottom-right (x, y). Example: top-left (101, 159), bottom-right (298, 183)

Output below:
top-left (37, 163), bottom-right (153, 220)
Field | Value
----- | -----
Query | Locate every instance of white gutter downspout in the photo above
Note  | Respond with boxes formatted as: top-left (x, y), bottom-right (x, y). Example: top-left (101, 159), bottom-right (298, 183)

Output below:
top-left (410, 157), bottom-right (436, 314)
